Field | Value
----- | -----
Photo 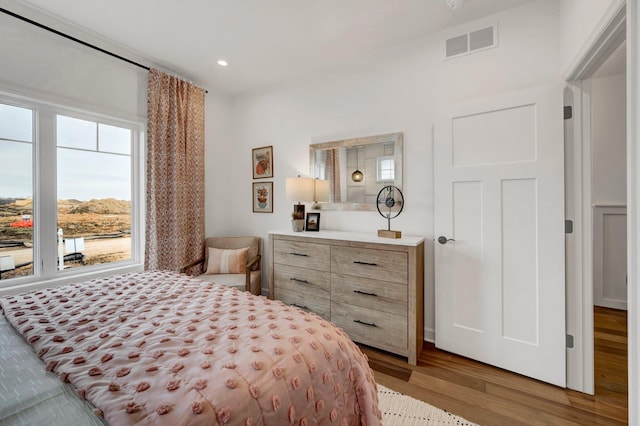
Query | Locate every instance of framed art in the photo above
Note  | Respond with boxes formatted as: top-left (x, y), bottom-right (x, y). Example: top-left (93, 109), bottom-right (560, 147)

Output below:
top-left (305, 212), bottom-right (320, 231)
top-left (252, 145), bottom-right (273, 179)
top-left (253, 182), bottom-right (273, 213)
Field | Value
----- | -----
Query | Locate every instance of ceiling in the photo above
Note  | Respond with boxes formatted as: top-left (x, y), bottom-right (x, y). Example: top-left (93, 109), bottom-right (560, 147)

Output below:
top-left (17, 0), bottom-right (533, 95)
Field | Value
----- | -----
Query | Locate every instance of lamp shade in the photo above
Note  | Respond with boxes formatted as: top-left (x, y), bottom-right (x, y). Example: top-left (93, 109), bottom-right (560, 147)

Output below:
top-left (314, 179), bottom-right (330, 202)
top-left (285, 177), bottom-right (315, 202)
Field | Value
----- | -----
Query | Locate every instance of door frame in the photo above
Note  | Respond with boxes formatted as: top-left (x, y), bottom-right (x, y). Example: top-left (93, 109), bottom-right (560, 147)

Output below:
top-left (563, 0), bottom-right (636, 413)
top-left (564, 78), bottom-right (595, 394)
top-left (627, 2), bottom-right (640, 423)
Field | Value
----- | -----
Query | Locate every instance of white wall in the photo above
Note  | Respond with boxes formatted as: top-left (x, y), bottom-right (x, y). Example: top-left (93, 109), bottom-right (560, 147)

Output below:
top-left (204, 92), bottom-right (234, 237)
top-left (591, 72), bottom-right (627, 205)
top-left (559, 0), bottom-right (621, 76)
top-left (205, 1), bottom-right (562, 340)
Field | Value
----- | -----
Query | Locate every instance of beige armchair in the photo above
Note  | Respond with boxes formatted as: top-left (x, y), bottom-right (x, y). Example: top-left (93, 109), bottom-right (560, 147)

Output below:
top-left (180, 236), bottom-right (262, 295)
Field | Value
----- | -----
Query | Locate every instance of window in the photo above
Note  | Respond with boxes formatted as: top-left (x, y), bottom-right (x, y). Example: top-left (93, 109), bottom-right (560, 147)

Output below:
top-left (0, 103), bottom-right (34, 280)
top-left (377, 156), bottom-right (395, 182)
top-left (0, 96), bottom-right (142, 284)
top-left (56, 115), bottom-right (132, 271)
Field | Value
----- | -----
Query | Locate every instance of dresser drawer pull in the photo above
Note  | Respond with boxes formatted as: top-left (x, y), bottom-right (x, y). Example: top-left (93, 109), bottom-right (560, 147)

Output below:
top-left (353, 260), bottom-right (378, 266)
top-left (292, 303), bottom-right (309, 310)
top-left (354, 319), bottom-right (377, 327)
top-left (354, 290), bottom-right (378, 297)
top-left (290, 277), bottom-right (310, 284)
top-left (289, 252), bottom-right (309, 257)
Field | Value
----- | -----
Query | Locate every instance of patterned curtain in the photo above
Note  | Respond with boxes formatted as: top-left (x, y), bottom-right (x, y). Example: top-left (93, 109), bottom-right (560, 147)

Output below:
top-left (325, 148), bottom-right (341, 202)
top-left (145, 69), bottom-right (205, 271)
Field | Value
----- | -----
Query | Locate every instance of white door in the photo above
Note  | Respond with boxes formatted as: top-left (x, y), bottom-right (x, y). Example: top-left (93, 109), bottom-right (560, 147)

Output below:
top-left (434, 84), bottom-right (566, 387)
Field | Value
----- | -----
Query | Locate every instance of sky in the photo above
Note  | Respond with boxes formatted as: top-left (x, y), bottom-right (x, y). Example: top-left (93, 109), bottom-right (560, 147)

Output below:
top-left (0, 105), bottom-right (131, 201)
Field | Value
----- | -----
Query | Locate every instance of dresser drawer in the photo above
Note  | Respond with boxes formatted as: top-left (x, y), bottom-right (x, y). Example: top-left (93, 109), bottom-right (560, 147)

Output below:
top-left (331, 246), bottom-right (408, 284)
top-left (275, 287), bottom-right (330, 320)
top-left (269, 231), bottom-right (424, 365)
top-left (275, 265), bottom-right (330, 298)
top-left (274, 239), bottom-right (330, 270)
top-left (331, 301), bottom-right (407, 354)
top-left (331, 273), bottom-right (406, 316)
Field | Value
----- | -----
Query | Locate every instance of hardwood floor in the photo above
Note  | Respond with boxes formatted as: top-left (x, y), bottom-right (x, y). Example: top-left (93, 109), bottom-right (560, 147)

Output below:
top-left (363, 306), bottom-right (628, 425)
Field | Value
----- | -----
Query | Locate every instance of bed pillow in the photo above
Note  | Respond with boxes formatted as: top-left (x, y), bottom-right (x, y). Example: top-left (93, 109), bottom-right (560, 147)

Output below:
top-left (205, 247), bottom-right (249, 274)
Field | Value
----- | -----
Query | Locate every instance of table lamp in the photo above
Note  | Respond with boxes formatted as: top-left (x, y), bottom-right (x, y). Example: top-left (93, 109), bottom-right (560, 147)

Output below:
top-left (285, 176), bottom-right (314, 224)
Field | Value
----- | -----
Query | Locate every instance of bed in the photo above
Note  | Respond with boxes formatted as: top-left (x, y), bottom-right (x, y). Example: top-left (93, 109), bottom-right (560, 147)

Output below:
top-left (0, 270), bottom-right (381, 425)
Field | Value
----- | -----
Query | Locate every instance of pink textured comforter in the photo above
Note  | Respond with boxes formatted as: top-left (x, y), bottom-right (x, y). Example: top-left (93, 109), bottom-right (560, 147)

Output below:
top-left (0, 271), bottom-right (381, 425)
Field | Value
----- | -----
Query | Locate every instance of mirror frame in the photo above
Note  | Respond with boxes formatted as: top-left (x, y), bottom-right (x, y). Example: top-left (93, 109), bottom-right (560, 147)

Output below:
top-left (309, 132), bottom-right (403, 211)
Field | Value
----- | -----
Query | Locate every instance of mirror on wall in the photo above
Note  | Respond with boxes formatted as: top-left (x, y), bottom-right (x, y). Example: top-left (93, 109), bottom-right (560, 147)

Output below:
top-left (309, 132), bottom-right (402, 211)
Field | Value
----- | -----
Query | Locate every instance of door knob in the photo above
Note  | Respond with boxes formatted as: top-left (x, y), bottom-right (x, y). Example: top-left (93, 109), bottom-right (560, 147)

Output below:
top-left (437, 236), bottom-right (455, 245)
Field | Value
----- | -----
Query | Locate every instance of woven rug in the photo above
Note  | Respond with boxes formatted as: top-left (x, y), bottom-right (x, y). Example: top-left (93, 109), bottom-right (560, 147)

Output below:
top-left (377, 384), bottom-right (479, 425)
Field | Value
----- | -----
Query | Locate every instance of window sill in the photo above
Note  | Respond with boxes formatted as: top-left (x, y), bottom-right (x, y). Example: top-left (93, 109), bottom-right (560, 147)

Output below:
top-left (0, 262), bottom-right (144, 297)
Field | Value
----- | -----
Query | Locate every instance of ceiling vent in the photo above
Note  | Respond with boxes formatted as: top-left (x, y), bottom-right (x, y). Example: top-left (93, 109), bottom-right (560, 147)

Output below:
top-left (445, 24), bottom-right (498, 59)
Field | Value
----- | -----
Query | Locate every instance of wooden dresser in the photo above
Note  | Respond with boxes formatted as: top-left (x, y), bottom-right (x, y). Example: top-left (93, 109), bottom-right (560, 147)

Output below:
top-left (268, 230), bottom-right (424, 365)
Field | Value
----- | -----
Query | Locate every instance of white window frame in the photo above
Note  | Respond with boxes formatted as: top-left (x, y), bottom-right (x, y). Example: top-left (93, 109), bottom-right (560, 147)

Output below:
top-left (376, 156), bottom-right (395, 183)
top-left (0, 92), bottom-right (145, 296)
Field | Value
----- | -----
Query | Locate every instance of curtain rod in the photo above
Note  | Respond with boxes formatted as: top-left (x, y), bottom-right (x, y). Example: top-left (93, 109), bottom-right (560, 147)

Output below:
top-left (0, 7), bottom-right (208, 94)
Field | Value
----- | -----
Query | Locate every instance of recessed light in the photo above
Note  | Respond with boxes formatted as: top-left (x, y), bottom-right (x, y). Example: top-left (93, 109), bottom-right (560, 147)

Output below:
top-left (217, 59), bottom-right (228, 67)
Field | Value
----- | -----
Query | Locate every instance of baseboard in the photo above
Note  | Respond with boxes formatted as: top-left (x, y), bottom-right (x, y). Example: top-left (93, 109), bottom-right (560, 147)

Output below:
top-left (424, 327), bottom-right (435, 343)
